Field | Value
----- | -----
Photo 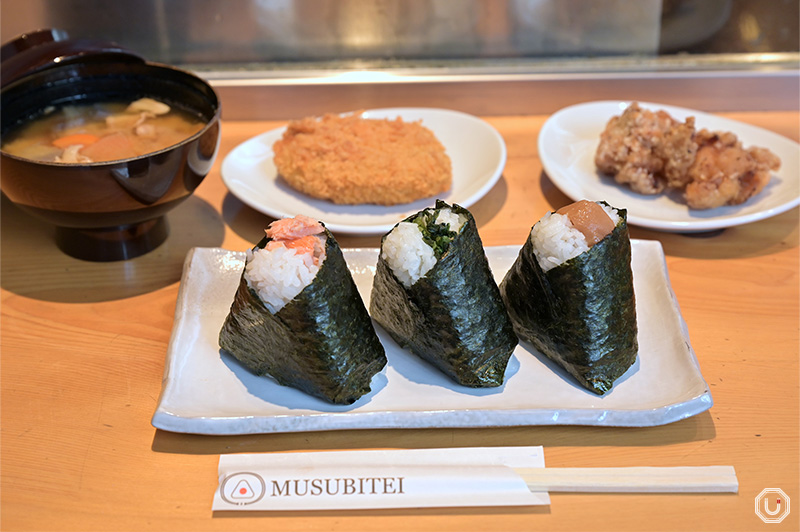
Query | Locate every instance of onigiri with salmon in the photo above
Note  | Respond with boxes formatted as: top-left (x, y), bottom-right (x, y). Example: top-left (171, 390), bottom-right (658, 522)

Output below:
top-left (218, 215), bottom-right (387, 405)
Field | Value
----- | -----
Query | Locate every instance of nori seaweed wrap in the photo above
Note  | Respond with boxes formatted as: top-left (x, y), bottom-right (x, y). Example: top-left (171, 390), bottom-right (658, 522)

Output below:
top-left (369, 200), bottom-right (518, 387)
top-left (499, 201), bottom-right (638, 395)
top-left (219, 218), bottom-right (387, 405)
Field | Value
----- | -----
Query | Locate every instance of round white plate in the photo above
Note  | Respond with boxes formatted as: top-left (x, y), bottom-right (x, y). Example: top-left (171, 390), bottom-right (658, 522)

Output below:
top-left (221, 107), bottom-right (507, 234)
top-left (538, 100), bottom-right (800, 232)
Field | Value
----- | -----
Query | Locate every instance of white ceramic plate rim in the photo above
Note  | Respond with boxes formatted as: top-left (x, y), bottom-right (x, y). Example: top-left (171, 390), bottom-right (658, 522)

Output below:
top-left (538, 100), bottom-right (800, 232)
top-left (220, 107), bottom-right (507, 234)
top-left (151, 242), bottom-right (712, 435)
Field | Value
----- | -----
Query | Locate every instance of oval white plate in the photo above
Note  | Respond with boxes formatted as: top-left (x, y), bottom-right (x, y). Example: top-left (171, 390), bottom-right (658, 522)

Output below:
top-left (221, 108), bottom-right (507, 234)
top-left (538, 100), bottom-right (800, 232)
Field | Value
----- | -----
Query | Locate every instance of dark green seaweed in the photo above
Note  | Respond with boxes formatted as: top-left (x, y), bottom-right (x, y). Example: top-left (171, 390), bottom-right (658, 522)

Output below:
top-left (218, 228), bottom-right (387, 405)
top-left (499, 205), bottom-right (638, 395)
top-left (412, 210), bottom-right (458, 258)
top-left (369, 200), bottom-right (518, 387)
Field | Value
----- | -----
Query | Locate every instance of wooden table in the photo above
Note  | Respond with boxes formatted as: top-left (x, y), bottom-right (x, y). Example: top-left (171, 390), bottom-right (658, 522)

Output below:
top-left (2, 110), bottom-right (798, 531)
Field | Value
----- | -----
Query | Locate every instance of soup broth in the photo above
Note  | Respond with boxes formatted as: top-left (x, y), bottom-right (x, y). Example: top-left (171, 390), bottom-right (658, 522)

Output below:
top-left (2, 98), bottom-right (205, 164)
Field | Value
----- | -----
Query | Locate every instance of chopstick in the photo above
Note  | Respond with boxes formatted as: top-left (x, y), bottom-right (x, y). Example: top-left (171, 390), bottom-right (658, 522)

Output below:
top-left (515, 466), bottom-right (738, 493)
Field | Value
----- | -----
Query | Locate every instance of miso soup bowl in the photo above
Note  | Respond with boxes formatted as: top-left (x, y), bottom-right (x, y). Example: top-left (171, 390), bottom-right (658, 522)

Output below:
top-left (1, 59), bottom-right (221, 261)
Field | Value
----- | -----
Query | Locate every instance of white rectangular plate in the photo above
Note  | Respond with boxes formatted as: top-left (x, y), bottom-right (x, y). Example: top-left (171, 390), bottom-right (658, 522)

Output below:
top-left (152, 242), bottom-right (712, 435)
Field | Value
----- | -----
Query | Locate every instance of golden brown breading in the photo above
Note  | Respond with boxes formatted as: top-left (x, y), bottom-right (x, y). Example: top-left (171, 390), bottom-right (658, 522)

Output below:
top-left (661, 117), bottom-right (698, 189)
top-left (685, 129), bottom-right (781, 209)
top-left (594, 103), bottom-right (781, 209)
top-left (594, 103), bottom-right (696, 195)
top-left (272, 113), bottom-right (452, 206)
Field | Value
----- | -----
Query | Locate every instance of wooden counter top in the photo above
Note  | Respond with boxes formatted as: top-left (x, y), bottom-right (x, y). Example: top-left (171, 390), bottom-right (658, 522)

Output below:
top-left (2, 110), bottom-right (798, 531)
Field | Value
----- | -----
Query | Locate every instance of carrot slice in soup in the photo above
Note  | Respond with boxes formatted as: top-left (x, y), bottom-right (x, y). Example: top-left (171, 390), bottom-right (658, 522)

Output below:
top-left (79, 132), bottom-right (139, 162)
top-left (52, 133), bottom-right (100, 149)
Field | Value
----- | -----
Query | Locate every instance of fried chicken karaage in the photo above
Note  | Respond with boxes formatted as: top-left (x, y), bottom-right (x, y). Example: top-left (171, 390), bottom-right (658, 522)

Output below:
top-left (684, 129), bottom-right (781, 209)
top-left (594, 103), bottom-right (781, 209)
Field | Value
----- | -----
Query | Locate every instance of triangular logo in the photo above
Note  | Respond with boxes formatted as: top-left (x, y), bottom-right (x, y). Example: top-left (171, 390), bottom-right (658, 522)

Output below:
top-left (231, 479), bottom-right (254, 499)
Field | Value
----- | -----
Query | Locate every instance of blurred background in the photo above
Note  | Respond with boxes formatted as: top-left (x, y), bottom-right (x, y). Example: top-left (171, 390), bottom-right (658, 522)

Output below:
top-left (2, 0), bottom-right (798, 74)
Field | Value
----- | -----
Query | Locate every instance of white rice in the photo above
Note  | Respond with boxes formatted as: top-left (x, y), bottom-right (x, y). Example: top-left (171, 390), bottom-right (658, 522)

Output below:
top-left (244, 236), bottom-right (326, 313)
top-left (531, 203), bottom-right (619, 272)
top-left (382, 222), bottom-right (436, 288)
top-left (381, 207), bottom-right (467, 288)
top-left (601, 203), bottom-right (620, 226)
top-left (434, 209), bottom-right (466, 233)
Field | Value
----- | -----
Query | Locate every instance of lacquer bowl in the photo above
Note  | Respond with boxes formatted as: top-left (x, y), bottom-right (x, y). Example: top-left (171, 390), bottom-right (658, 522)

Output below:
top-left (1, 32), bottom-right (221, 261)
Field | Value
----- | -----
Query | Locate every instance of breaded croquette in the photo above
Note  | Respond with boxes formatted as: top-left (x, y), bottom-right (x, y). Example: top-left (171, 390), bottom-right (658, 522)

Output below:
top-left (273, 113), bottom-right (452, 206)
